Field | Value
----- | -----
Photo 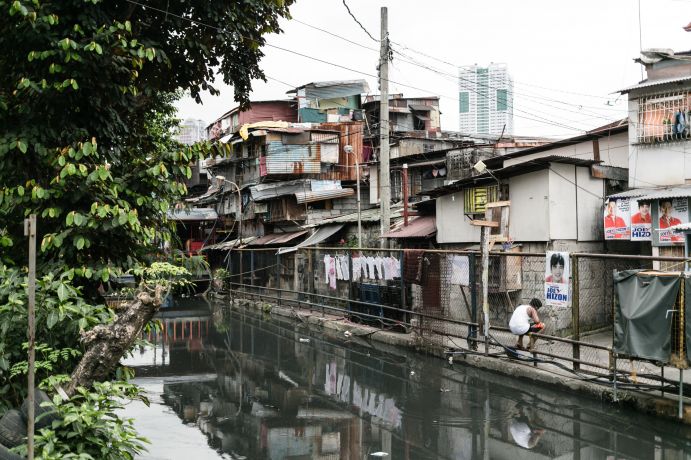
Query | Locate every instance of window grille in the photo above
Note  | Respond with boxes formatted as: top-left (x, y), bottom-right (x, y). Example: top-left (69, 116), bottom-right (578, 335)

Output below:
top-left (637, 91), bottom-right (691, 144)
top-left (464, 185), bottom-right (498, 214)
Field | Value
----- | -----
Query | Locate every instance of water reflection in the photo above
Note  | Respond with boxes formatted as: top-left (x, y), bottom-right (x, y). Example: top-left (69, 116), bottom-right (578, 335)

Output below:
top-left (124, 299), bottom-right (691, 459)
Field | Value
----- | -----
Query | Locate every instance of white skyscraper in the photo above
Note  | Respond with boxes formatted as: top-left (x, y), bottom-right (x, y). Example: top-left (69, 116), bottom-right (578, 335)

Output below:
top-left (458, 63), bottom-right (514, 136)
top-left (175, 118), bottom-right (207, 145)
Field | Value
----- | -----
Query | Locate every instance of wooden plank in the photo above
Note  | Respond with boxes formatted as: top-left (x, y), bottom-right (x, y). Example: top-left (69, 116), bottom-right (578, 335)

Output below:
top-left (486, 200), bottom-right (511, 208)
top-left (489, 235), bottom-right (509, 243)
top-left (470, 220), bottom-right (499, 227)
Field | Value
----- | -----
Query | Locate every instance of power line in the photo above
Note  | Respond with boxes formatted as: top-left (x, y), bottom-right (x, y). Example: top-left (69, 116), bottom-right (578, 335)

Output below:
top-left (126, 0), bottom-right (611, 135)
top-left (287, 18), bottom-right (625, 131)
top-left (341, 0), bottom-right (378, 43)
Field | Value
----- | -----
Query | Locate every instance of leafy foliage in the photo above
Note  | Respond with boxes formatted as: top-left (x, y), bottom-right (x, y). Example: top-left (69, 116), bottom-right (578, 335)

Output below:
top-left (16, 379), bottom-right (149, 460)
top-left (0, 0), bottom-right (294, 291)
top-left (0, 264), bottom-right (112, 411)
top-left (0, 0), bottom-right (294, 455)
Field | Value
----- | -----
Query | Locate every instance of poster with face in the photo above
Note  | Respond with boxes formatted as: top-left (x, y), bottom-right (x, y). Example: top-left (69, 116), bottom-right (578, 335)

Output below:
top-left (658, 198), bottom-right (687, 243)
top-left (630, 198), bottom-right (652, 241)
top-left (545, 251), bottom-right (569, 307)
top-left (604, 198), bottom-right (630, 240)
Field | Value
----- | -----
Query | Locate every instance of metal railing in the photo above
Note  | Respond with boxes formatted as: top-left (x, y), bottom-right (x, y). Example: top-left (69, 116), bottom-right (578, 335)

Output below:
top-left (211, 246), bottom-right (691, 406)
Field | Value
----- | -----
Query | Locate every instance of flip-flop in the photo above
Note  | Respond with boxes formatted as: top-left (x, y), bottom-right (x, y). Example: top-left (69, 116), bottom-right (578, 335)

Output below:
top-left (514, 344), bottom-right (526, 351)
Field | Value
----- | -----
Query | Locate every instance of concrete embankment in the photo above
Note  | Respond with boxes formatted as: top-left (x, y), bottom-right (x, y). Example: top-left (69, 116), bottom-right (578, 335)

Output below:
top-left (217, 294), bottom-right (691, 424)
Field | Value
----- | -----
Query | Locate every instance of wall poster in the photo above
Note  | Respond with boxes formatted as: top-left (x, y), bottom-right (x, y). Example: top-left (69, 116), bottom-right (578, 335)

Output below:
top-left (545, 251), bottom-right (569, 307)
top-left (630, 198), bottom-right (652, 241)
top-left (658, 198), bottom-right (687, 244)
top-left (604, 198), bottom-right (630, 240)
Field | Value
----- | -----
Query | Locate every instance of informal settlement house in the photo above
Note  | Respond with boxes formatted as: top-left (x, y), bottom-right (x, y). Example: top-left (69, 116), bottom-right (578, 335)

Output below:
top-left (188, 81), bottom-right (377, 288)
top-left (606, 49), bottom-right (691, 262)
top-left (422, 119), bottom-right (629, 334)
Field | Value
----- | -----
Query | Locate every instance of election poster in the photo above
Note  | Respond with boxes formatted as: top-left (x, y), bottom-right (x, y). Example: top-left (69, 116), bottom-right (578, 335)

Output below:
top-left (545, 251), bottom-right (569, 307)
top-left (658, 198), bottom-right (687, 244)
top-left (629, 198), bottom-right (652, 241)
top-left (604, 198), bottom-right (630, 240)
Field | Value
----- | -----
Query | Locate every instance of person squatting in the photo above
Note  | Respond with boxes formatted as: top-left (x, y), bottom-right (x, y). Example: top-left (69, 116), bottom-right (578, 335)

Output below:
top-left (509, 298), bottom-right (545, 351)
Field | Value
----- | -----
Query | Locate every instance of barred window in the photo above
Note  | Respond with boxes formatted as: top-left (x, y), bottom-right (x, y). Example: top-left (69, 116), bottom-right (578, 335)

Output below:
top-left (637, 91), bottom-right (691, 144)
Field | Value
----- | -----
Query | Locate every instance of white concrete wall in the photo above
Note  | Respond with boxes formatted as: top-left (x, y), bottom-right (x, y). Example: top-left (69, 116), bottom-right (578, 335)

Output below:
top-left (509, 170), bottom-right (550, 241)
top-left (435, 191), bottom-right (481, 243)
top-left (576, 166), bottom-right (605, 241)
top-left (628, 95), bottom-right (691, 187)
top-left (548, 163), bottom-right (578, 240)
top-left (503, 132), bottom-right (628, 169)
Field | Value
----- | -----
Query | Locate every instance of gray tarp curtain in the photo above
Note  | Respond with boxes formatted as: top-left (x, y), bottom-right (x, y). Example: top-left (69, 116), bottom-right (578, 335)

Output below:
top-left (613, 270), bottom-right (679, 363)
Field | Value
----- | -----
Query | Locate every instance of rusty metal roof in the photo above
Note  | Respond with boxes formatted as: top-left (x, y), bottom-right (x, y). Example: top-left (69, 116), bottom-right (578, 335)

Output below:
top-left (247, 231), bottom-right (308, 246)
top-left (384, 216), bottom-right (436, 238)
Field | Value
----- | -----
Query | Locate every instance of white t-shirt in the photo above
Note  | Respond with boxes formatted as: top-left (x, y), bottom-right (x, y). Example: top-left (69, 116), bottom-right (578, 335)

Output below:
top-left (509, 304), bottom-right (531, 335)
top-left (510, 419), bottom-right (533, 449)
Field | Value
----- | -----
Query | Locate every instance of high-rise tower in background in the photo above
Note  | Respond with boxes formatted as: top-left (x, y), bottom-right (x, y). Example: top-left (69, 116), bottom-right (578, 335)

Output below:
top-left (175, 118), bottom-right (207, 145)
top-left (458, 63), bottom-right (513, 136)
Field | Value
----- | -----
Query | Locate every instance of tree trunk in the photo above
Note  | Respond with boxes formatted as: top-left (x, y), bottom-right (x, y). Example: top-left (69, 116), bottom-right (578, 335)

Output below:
top-left (65, 287), bottom-right (164, 396)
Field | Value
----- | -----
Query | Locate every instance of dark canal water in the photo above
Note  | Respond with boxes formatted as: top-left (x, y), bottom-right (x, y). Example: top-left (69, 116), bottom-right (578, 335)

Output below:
top-left (122, 298), bottom-right (691, 459)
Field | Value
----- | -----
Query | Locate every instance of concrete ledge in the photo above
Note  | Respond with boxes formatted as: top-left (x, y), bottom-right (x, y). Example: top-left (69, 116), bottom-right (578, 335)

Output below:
top-left (221, 295), bottom-right (691, 424)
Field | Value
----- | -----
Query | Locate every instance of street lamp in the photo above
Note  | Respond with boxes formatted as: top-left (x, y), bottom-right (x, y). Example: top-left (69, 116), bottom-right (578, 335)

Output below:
top-left (345, 145), bottom-right (362, 248)
top-left (215, 175), bottom-right (243, 243)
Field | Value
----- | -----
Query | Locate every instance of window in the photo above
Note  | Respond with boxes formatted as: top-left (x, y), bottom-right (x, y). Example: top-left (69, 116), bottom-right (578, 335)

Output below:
top-left (637, 91), bottom-right (691, 144)
top-left (463, 185), bottom-right (499, 214)
top-left (459, 92), bottom-right (470, 113)
top-left (496, 89), bottom-right (508, 111)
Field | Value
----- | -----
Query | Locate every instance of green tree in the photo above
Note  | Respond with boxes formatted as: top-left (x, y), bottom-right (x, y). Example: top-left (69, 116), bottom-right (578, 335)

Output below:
top-left (0, 0), bottom-right (294, 453)
top-left (0, 0), bottom-right (293, 287)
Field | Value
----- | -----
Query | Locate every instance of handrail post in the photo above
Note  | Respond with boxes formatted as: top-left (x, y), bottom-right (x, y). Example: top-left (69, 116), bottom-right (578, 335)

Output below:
top-left (469, 253), bottom-right (478, 350)
top-left (572, 253), bottom-right (580, 372)
top-left (276, 253), bottom-right (281, 307)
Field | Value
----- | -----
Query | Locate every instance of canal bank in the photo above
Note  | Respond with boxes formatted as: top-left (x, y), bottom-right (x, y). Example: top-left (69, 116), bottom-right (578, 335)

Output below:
top-left (217, 293), bottom-right (691, 425)
top-left (125, 297), bottom-right (691, 459)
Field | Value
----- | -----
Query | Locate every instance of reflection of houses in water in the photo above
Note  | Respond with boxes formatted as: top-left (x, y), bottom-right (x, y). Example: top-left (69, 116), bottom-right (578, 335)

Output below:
top-left (128, 305), bottom-right (691, 460)
top-left (162, 372), bottom-right (364, 459)
top-left (123, 306), bottom-right (214, 375)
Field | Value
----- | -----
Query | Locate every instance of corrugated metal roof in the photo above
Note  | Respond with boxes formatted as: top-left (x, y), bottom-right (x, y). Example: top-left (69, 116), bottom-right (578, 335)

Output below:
top-left (290, 80), bottom-right (370, 100)
top-left (247, 230), bottom-right (307, 246)
top-left (263, 141), bottom-right (321, 175)
top-left (383, 216), bottom-right (436, 238)
top-left (167, 208), bottom-right (218, 221)
top-left (306, 203), bottom-right (404, 226)
top-left (619, 75), bottom-right (691, 93)
top-left (669, 223), bottom-right (691, 232)
top-left (408, 104), bottom-right (434, 111)
top-left (277, 224), bottom-right (345, 254)
top-left (295, 188), bottom-right (355, 204)
top-left (201, 237), bottom-right (257, 251)
top-left (427, 156), bottom-right (597, 197)
top-left (607, 188), bottom-right (658, 199)
top-left (638, 186), bottom-right (691, 200)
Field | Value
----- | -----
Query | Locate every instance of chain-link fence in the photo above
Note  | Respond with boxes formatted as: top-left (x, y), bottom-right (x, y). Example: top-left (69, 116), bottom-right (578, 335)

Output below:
top-left (214, 246), bottom-right (691, 405)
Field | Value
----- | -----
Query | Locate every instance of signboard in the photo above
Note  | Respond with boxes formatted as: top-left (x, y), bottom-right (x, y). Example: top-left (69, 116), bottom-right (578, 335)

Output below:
top-left (630, 198), bottom-right (652, 241)
top-left (545, 251), bottom-right (569, 307)
top-left (604, 198), bottom-right (630, 240)
top-left (658, 198), bottom-right (687, 244)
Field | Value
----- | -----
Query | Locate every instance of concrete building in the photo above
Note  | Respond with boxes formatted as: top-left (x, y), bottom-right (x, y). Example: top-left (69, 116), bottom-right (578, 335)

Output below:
top-left (606, 49), bottom-right (691, 261)
top-left (458, 63), bottom-right (514, 136)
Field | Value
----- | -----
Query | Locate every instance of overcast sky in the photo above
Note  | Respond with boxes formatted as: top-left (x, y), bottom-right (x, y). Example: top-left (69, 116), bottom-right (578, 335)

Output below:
top-left (176, 0), bottom-right (691, 138)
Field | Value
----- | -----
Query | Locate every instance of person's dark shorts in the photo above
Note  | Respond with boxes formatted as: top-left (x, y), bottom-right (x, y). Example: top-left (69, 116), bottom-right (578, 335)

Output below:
top-left (528, 322), bottom-right (544, 333)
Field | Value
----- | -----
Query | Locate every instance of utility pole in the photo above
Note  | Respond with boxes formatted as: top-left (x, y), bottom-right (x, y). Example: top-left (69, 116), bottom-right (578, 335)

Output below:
top-left (379, 6), bottom-right (390, 246)
top-left (24, 214), bottom-right (36, 460)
